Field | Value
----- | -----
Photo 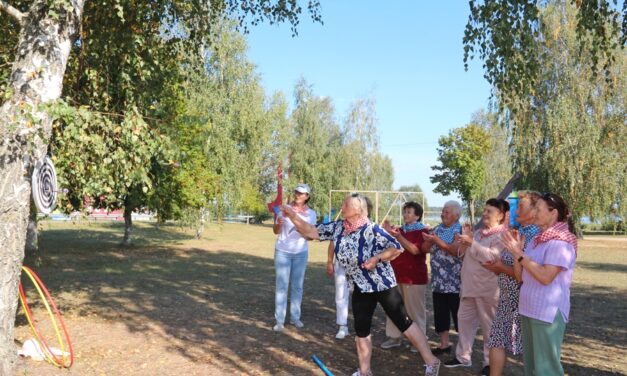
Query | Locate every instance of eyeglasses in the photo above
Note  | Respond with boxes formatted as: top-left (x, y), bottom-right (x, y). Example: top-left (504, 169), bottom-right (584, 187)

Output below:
top-left (294, 191), bottom-right (308, 196)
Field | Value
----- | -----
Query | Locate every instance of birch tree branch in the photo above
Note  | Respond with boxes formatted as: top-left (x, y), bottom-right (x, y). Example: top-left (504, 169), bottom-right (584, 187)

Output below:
top-left (0, 0), bottom-right (25, 23)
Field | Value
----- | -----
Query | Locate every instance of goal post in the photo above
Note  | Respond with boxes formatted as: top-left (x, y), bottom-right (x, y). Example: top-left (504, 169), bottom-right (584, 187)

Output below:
top-left (328, 190), bottom-right (426, 226)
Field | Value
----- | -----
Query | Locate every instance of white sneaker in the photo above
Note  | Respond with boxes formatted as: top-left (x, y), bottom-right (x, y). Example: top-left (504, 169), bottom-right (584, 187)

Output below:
top-left (291, 319), bottom-right (304, 328)
top-left (272, 323), bottom-right (284, 332)
top-left (351, 370), bottom-right (373, 376)
top-left (424, 359), bottom-right (441, 376)
top-left (335, 325), bottom-right (349, 339)
top-left (380, 337), bottom-right (402, 349)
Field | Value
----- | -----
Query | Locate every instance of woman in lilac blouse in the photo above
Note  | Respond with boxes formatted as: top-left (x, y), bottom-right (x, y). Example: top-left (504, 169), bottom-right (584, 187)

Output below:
top-left (502, 193), bottom-right (577, 376)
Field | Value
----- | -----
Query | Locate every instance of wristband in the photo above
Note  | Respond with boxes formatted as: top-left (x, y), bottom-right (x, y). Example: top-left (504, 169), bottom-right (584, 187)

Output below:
top-left (517, 255), bottom-right (524, 263)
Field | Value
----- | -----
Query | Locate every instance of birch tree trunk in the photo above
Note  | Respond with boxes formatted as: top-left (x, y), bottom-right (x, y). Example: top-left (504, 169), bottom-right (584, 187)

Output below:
top-left (25, 202), bottom-right (39, 257)
top-left (0, 1), bottom-right (83, 373)
top-left (123, 205), bottom-right (133, 246)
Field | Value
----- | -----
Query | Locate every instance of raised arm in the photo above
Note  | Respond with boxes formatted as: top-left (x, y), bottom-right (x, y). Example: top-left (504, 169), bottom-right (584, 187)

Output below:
top-left (272, 216), bottom-right (283, 235)
top-left (281, 205), bottom-right (320, 240)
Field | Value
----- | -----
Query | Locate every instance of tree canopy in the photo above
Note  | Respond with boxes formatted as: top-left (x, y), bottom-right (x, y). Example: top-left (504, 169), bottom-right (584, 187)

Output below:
top-left (506, 2), bottom-right (626, 232)
top-left (0, 0), bottom-right (322, 372)
top-left (463, 0), bottom-right (625, 113)
top-left (431, 123), bottom-right (490, 223)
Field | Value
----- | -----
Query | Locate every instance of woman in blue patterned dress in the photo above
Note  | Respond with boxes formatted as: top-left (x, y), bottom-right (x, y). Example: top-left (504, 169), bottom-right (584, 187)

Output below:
top-left (421, 200), bottom-right (463, 355)
top-left (483, 191), bottom-right (541, 376)
top-left (283, 193), bottom-right (440, 376)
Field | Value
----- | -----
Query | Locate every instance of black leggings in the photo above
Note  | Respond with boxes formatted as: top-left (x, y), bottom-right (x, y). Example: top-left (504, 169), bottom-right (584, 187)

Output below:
top-left (432, 292), bottom-right (460, 333)
top-left (352, 285), bottom-right (412, 338)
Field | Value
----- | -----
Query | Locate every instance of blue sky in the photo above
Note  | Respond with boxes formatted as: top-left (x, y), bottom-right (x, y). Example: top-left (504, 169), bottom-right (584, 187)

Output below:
top-left (246, 1), bottom-right (492, 207)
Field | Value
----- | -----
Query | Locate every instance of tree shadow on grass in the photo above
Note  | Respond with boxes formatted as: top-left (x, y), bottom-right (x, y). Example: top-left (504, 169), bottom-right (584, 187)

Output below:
top-left (19, 225), bottom-right (627, 376)
top-left (25, 227), bottom-right (356, 375)
top-left (562, 283), bottom-right (627, 375)
top-left (576, 261), bottom-right (627, 274)
top-left (40, 221), bottom-right (194, 248)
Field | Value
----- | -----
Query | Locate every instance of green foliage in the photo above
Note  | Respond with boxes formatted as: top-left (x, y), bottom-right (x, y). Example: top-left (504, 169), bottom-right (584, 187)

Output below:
top-left (507, 3), bottom-right (626, 232)
top-left (156, 21), bottom-right (292, 225)
top-left (286, 79), bottom-right (393, 214)
top-left (1, 0), bottom-right (322, 229)
top-left (472, 109), bottom-right (512, 205)
top-left (239, 181), bottom-right (271, 223)
top-left (286, 78), bottom-right (341, 212)
top-left (430, 123), bottom-right (490, 221)
top-left (464, 0), bottom-right (624, 113)
top-left (337, 97), bottom-right (394, 192)
top-left (49, 101), bottom-right (173, 212)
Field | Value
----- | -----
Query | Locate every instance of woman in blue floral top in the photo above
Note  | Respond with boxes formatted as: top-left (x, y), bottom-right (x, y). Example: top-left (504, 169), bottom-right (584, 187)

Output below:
top-left (283, 193), bottom-right (441, 376)
top-left (421, 200), bottom-right (463, 355)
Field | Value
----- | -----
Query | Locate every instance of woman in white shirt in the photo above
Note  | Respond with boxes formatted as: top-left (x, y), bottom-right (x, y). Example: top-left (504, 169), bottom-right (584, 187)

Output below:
top-left (272, 183), bottom-right (317, 332)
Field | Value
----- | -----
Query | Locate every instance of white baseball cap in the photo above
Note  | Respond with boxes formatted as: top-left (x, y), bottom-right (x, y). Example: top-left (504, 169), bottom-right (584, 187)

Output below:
top-left (295, 183), bottom-right (311, 194)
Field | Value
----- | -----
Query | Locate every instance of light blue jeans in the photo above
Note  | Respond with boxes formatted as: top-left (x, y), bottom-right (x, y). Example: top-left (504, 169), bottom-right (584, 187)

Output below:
top-left (274, 249), bottom-right (308, 324)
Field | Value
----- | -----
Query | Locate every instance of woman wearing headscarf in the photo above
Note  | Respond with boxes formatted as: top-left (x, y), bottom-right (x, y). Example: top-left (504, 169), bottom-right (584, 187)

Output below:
top-left (380, 201), bottom-right (430, 351)
top-left (420, 201), bottom-right (463, 355)
top-left (482, 191), bottom-right (541, 376)
top-left (444, 199), bottom-right (509, 376)
top-left (502, 193), bottom-right (577, 376)
top-left (283, 193), bottom-right (440, 376)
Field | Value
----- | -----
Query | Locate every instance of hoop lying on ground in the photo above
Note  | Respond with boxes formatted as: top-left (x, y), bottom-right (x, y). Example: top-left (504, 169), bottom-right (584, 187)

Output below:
top-left (311, 354), bottom-right (334, 376)
top-left (18, 266), bottom-right (74, 368)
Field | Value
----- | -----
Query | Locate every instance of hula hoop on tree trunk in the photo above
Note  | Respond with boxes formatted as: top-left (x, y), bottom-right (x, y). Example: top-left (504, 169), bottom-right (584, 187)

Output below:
top-left (18, 266), bottom-right (74, 368)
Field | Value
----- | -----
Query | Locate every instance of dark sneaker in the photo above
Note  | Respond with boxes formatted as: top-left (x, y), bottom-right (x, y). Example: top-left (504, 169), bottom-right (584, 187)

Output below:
top-left (443, 358), bottom-right (472, 368)
top-left (432, 346), bottom-right (452, 356)
top-left (481, 365), bottom-right (490, 375)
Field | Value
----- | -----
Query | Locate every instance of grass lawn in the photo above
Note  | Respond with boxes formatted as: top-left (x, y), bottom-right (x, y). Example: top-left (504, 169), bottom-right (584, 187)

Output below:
top-left (13, 221), bottom-right (627, 375)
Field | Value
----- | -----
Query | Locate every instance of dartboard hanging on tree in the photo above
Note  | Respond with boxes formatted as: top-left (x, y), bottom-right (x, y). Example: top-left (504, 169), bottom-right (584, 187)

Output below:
top-left (32, 156), bottom-right (58, 214)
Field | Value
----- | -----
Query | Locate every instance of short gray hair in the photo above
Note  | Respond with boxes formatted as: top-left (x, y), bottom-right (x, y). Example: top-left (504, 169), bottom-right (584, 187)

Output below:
top-left (443, 200), bottom-right (462, 218)
top-left (349, 193), bottom-right (370, 217)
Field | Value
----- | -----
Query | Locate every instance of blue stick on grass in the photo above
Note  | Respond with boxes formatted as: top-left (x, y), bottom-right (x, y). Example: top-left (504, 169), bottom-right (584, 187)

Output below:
top-left (311, 354), bottom-right (334, 376)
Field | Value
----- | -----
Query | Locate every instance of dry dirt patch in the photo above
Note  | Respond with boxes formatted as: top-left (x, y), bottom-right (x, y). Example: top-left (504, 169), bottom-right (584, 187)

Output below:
top-left (13, 222), bottom-right (627, 375)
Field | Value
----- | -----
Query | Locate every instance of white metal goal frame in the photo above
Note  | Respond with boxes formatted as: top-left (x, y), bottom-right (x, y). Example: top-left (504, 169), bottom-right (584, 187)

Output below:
top-left (328, 190), bottom-right (426, 225)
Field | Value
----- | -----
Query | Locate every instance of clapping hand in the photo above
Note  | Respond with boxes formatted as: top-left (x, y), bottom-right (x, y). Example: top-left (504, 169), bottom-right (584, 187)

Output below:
top-left (462, 223), bottom-right (473, 236)
top-left (422, 231), bottom-right (439, 246)
top-left (482, 258), bottom-right (504, 275)
top-left (501, 229), bottom-right (524, 257)
top-left (383, 220), bottom-right (400, 237)
top-left (455, 224), bottom-right (473, 247)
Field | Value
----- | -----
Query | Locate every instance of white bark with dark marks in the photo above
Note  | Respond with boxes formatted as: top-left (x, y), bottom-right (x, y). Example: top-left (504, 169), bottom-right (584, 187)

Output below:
top-left (0, 1), bottom-right (83, 373)
top-left (122, 205), bottom-right (133, 246)
top-left (25, 202), bottom-right (39, 256)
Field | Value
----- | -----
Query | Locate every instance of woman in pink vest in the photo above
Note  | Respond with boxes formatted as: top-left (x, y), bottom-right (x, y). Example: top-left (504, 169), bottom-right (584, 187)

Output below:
top-left (443, 198), bottom-right (509, 376)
